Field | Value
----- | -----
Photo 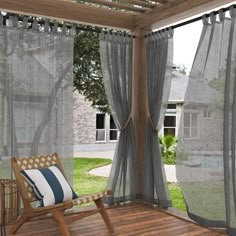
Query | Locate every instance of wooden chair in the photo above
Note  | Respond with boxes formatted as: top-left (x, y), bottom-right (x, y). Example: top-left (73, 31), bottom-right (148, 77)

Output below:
top-left (10, 153), bottom-right (114, 235)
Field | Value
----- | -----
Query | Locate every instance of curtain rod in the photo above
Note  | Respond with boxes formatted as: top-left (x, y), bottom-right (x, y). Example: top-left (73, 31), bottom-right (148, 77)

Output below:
top-left (146, 3), bottom-right (236, 37)
top-left (2, 13), bottom-right (135, 38)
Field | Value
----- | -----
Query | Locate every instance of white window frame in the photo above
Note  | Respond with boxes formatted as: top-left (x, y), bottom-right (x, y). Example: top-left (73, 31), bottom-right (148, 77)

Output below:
top-left (109, 115), bottom-right (119, 142)
top-left (203, 109), bottom-right (212, 119)
top-left (95, 112), bottom-right (106, 143)
top-left (163, 113), bottom-right (176, 137)
top-left (160, 104), bottom-right (177, 137)
top-left (183, 110), bottom-right (199, 140)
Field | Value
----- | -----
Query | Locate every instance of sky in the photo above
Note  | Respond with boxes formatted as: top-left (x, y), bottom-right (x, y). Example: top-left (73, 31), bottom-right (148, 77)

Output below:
top-left (173, 21), bottom-right (201, 73)
top-left (172, 1), bottom-right (236, 74)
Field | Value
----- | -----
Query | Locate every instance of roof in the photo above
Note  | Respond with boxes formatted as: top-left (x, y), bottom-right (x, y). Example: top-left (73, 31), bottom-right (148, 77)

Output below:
top-left (0, 0), bottom-right (231, 31)
top-left (169, 70), bottom-right (189, 102)
top-left (169, 70), bottom-right (221, 104)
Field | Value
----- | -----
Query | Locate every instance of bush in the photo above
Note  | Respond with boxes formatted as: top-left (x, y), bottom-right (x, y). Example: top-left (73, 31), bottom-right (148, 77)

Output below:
top-left (159, 135), bottom-right (177, 165)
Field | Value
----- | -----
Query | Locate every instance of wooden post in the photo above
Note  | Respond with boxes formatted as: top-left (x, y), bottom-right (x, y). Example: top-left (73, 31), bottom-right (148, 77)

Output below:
top-left (131, 29), bottom-right (150, 198)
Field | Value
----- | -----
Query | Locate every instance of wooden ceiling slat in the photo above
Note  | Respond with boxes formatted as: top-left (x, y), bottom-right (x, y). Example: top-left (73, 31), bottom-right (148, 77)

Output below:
top-left (0, 0), bottom-right (136, 30)
top-left (135, 0), bottom-right (218, 29)
top-left (83, 0), bottom-right (146, 13)
top-left (116, 0), bottom-right (156, 8)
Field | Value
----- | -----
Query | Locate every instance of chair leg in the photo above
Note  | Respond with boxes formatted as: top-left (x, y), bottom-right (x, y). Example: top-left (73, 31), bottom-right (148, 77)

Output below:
top-left (9, 215), bottom-right (28, 234)
top-left (52, 210), bottom-right (71, 236)
top-left (94, 198), bottom-right (114, 234)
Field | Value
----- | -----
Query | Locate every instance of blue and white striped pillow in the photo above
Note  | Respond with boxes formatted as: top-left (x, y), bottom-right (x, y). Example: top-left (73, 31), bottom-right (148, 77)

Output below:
top-left (21, 165), bottom-right (78, 207)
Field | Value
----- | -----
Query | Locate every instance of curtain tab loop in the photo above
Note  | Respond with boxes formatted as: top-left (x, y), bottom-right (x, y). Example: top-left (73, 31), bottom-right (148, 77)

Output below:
top-left (52, 23), bottom-right (58, 34)
top-left (121, 114), bottom-right (132, 132)
top-left (202, 15), bottom-right (208, 25)
top-left (100, 31), bottom-right (105, 40)
top-left (219, 9), bottom-right (225, 22)
top-left (210, 12), bottom-right (216, 24)
top-left (8, 16), bottom-right (14, 28)
top-left (0, 15), bottom-right (3, 28)
top-left (44, 19), bottom-right (50, 33)
top-left (148, 116), bottom-right (158, 134)
top-left (62, 23), bottom-right (67, 35)
top-left (12, 16), bottom-right (18, 28)
top-left (70, 25), bottom-right (76, 36)
top-left (230, 6), bottom-right (236, 18)
top-left (22, 17), bottom-right (28, 29)
top-left (168, 27), bottom-right (174, 38)
top-left (32, 19), bottom-right (38, 31)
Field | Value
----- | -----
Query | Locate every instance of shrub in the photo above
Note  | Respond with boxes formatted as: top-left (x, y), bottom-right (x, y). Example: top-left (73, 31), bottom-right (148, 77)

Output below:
top-left (159, 135), bottom-right (177, 165)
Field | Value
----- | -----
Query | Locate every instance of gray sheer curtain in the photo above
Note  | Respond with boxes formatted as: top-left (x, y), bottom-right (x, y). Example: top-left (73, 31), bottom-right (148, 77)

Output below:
top-left (100, 32), bottom-right (137, 204)
top-left (0, 16), bottom-right (74, 183)
top-left (176, 8), bottom-right (236, 234)
top-left (144, 30), bottom-right (173, 207)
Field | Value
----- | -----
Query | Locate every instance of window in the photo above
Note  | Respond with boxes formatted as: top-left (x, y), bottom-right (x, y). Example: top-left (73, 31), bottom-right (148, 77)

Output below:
top-left (164, 115), bottom-right (176, 136)
top-left (203, 110), bottom-right (212, 119)
top-left (184, 111), bottom-right (199, 139)
top-left (109, 116), bottom-right (118, 141)
top-left (96, 113), bottom-right (106, 142)
top-left (162, 104), bottom-right (177, 137)
top-left (167, 104), bottom-right (176, 110)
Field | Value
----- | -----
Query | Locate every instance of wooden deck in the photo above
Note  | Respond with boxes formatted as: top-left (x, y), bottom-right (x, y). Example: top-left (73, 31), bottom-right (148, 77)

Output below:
top-left (6, 204), bottom-right (227, 236)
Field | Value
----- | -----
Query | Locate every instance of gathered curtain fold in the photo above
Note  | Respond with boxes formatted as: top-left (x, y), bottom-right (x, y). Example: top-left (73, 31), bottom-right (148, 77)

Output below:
top-left (0, 16), bottom-right (74, 183)
top-left (176, 7), bottom-right (236, 235)
top-left (99, 32), bottom-right (137, 204)
top-left (143, 30), bottom-right (173, 207)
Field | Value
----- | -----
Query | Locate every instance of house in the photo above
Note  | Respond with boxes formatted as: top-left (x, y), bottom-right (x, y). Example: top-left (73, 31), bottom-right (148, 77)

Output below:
top-left (73, 68), bottom-right (223, 157)
top-left (73, 70), bottom-right (188, 145)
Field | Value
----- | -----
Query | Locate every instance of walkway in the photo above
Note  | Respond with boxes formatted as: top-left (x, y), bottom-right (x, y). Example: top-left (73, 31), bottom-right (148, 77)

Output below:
top-left (74, 144), bottom-right (177, 182)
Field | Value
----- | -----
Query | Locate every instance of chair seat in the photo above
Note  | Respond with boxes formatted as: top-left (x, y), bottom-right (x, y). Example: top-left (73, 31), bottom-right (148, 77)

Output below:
top-left (72, 190), bottom-right (111, 206)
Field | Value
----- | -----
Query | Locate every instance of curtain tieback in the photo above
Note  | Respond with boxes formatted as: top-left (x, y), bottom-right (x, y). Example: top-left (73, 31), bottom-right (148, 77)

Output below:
top-left (121, 114), bottom-right (132, 132)
top-left (148, 116), bottom-right (158, 134)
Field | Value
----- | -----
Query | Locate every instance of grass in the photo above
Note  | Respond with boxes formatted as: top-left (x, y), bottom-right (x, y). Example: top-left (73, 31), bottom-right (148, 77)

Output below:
top-left (73, 157), bottom-right (186, 211)
top-left (73, 157), bottom-right (112, 195)
top-left (168, 183), bottom-right (186, 211)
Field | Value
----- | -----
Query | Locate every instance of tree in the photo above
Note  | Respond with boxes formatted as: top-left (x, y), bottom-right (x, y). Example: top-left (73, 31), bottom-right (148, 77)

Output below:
top-left (73, 26), bottom-right (110, 113)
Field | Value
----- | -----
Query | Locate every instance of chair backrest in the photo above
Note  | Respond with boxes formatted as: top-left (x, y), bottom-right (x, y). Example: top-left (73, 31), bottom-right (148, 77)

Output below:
top-left (11, 153), bottom-right (64, 206)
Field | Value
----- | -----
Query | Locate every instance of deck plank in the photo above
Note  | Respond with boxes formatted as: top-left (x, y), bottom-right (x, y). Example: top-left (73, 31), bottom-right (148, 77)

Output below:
top-left (5, 204), bottom-right (227, 236)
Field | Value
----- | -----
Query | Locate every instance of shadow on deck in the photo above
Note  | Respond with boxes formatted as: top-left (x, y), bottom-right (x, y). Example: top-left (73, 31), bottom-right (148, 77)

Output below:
top-left (6, 203), bottom-right (227, 236)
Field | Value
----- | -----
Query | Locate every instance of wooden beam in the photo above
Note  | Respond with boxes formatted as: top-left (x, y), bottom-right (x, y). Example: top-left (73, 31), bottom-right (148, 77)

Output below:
top-left (83, 0), bottom-right (146, 13)
top-left (0, 0), bottom-right (135, 30)
top-left (131, 29), bottom-right (150, 197)
top-left (85, 0), bottom-right (155, 9)
top-left (117, 0), bottom-right (156, 8)
top-left (134, 0), bottom-right (231, 30)
top-left (151, 0), bottom-right (168, 3)
top-left (152, 0), bottom-right (236, 30)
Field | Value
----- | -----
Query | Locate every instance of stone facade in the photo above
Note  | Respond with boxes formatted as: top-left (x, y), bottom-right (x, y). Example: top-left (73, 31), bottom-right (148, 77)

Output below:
top-left (73, 91), bottom-right (118, 145)
top-left (73, 91), bottom-right (96, 144)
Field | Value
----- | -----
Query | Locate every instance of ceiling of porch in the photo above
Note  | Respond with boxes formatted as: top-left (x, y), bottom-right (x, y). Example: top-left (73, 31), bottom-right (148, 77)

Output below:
top-left (0, 0), bottom-right (234, 31)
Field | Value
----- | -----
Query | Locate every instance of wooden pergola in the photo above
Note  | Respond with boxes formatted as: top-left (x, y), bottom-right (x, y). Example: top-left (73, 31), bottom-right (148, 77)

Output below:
top-left (0, 0), bottom-right (234, 202)
top-left (0, 0), bottom-right (234, 235)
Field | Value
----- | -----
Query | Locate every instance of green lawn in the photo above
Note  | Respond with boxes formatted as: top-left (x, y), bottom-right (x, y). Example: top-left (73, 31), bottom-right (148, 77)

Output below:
top-left (73, 157), bottom-right (112, 195)
top-left (73, 157), bottom-right (186, 211)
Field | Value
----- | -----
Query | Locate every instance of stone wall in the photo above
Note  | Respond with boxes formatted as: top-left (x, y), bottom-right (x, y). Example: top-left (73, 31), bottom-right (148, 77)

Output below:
top-left (73, 91), bottom-right (96, 144)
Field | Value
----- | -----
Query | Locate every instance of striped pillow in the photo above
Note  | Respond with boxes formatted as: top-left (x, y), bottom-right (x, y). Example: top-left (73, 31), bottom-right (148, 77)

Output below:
top-left (21, 165), bottom-right (78, 207)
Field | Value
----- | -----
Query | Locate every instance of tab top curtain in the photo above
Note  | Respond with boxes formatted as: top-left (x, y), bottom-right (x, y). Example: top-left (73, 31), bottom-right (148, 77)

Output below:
top-left (100, 32), bottom-right (137, 204)
top-left (144, 30), bottom-right (173, 207)
top-left (176, 7), bottom-right (236, 235)
top-left (0, 16), bottom-right (74, 183)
